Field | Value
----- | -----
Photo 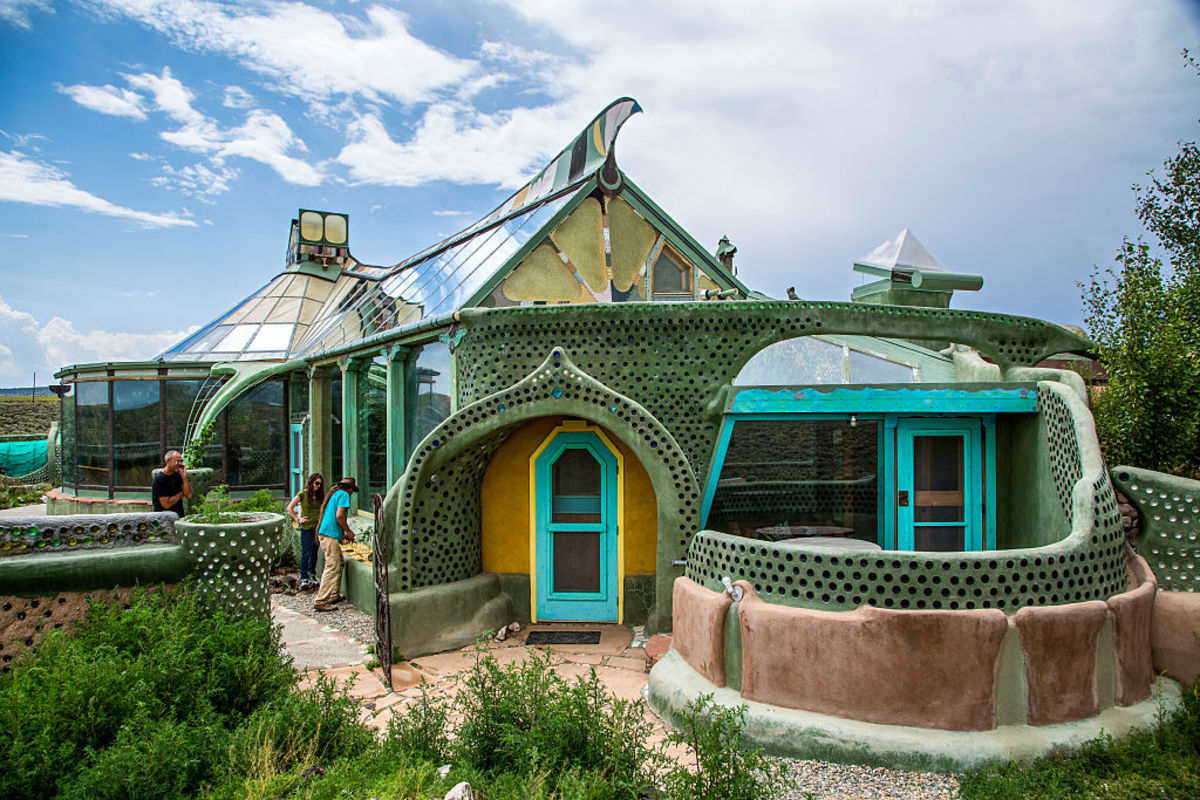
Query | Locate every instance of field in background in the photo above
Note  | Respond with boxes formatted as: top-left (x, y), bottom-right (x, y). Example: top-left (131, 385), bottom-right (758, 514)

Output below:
top-left (0, 396), bottom-right (58, 437)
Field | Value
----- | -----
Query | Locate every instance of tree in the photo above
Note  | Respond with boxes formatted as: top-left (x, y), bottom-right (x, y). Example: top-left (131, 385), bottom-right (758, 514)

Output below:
top-left (1082, 51), bottom-right (1200, 479)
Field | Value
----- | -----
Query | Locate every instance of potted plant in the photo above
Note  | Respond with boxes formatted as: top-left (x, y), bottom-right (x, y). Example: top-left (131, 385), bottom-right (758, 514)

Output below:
top-left (175, 485), bottom-right (285, 616)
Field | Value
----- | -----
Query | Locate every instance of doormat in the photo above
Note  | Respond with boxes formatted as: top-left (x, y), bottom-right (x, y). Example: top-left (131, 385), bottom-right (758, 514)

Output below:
top-left (525, 630), bottom-right (602, 645)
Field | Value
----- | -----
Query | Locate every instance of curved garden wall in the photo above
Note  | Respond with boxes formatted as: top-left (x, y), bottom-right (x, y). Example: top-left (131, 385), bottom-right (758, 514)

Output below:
top-left (669, 555), bottom-right (1155, 732)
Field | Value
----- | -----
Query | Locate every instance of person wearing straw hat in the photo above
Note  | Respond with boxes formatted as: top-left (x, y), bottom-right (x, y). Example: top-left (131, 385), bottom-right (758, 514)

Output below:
top-left (314, 476), bottom-right (359, 612)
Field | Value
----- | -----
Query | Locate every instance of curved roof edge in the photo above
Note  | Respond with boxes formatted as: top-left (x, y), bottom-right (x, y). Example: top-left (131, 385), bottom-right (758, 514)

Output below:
top-left (390, 98), bottom-right (643, 275)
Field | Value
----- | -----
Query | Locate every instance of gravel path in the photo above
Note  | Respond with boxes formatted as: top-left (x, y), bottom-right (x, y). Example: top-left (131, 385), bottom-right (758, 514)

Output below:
top-left (271, 570), bottom-right (960, 800)
top-left (270, 576), bottom-right (376, 645)
top-left (773, 760), bottom-right (959, 799)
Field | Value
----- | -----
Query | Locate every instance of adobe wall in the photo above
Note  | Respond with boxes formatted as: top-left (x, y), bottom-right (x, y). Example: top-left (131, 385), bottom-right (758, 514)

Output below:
top-left (667, 557), bottom-right (1158, 732)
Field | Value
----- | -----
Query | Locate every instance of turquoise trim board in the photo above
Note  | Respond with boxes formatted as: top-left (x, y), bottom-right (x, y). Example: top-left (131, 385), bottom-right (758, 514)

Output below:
top-left (535, 431), bottom-right (619, 621)
top-left (289, 422), bottom-right (304, 497)
top-left (729, 384), bottom-right (1038, 415)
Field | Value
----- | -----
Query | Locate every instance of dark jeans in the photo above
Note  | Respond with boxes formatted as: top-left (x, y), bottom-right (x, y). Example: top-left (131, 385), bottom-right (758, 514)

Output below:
top-left (299, 529), bottom-right (318, 582)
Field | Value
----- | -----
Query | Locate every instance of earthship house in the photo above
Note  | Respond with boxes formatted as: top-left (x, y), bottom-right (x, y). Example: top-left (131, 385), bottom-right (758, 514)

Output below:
top-left (41, 98), bottom-right (1200, 767)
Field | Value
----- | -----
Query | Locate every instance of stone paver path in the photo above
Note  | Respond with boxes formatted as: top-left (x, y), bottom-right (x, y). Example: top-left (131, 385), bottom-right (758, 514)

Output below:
top-left (271, 599), bottom-right (679, 749)
top-left (0, 502), bottom-right (47, 518)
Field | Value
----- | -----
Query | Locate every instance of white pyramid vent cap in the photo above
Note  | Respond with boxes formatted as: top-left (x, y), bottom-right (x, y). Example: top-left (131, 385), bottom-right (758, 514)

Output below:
top-left (859, 228), bottom-right (945, 273)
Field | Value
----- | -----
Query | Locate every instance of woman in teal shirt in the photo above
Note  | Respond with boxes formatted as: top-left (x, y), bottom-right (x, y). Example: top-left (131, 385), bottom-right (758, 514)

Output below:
top-left (314, 476), bottom-right (358, 612)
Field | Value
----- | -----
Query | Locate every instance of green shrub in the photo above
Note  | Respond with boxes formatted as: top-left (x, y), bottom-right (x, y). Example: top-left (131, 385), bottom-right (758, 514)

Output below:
top-left (58, 713), bottom-right (231, 800)
top-left (0, 483), bottom-right (47, 510)
top-left (237, 488), bottom-right (285, 515)
top-left (230, 676), bottom-right (375, 773)
top-left (206, 677), bottom-right (376, 800)
top-left (0, 584), bottom-right (296, 799)
top-left (188, 485), bottom-right (284, 525)
top-left (187, 484), bottom-right (241, 524)
top-left (384, 682), bottom-right (452, 765)
top-left (281, 750), bottom-right (444, 800)
top-left (660, 695), bottom-right (785, 800)
top-left (451, 648), bottom-right (657, 797)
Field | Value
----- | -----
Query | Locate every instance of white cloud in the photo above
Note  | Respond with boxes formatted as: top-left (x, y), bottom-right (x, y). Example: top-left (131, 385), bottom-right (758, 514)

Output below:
top-left (123, 67), bottom-right (223, 151)
top-left (0, 0), bottom-right (51, 29)
top-left (93, 0), bottom-right (475, 105)
top-left (66, 67), bottom-right (324, 186)
top-left (150, 161), bottom-right (239, 200)
top-left (0, 150), bottom-right (196, 228)
top-left (217, 110), bottom-right (321, 185)
top-left (0, 294), bottom-right (197, 383)
top-left (223, 85), bottom-right (255, 109)
top-left (479, 40), bottom-right (560, 69)
top-left (0, 130), bottom-right (48, 149)
top-left (57, 83), bottom-right (147, 119)
top-left (432, 209), bottom-right (469, 217)
top-left (337, 101), bottom-right (586, 188)
top-left (37, 315), bottom-right (196, 372)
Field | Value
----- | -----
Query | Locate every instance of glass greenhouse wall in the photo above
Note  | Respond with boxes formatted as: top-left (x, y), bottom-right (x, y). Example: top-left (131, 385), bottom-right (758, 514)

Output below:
top-left (58, 375), bottom-right (291, 495)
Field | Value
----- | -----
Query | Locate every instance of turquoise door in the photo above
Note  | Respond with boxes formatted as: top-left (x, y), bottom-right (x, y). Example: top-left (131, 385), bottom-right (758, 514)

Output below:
top-left (289, 422), bottom-right (304, 497)
top-left (535, 431), bottom-right (619, 621)
top-left (896, 418), bottom-right (983, 551)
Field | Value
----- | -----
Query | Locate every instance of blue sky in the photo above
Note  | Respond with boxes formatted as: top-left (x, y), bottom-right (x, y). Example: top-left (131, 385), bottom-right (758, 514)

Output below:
top-left (1, 0), bottom-right (1198, 385)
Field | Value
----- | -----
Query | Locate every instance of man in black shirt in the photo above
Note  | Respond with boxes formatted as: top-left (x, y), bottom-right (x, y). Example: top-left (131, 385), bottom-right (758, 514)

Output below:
top-left (152, 450), bottom-right (193, 516)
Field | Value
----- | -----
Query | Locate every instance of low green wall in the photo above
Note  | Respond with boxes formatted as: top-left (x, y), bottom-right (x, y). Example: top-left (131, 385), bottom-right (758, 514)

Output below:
top-left (0, 546), bottom-right (190, 595)
top-left (388, 574), bottom-right (516, 659)
top-left (1111, 466), bottom-right (1200, 592)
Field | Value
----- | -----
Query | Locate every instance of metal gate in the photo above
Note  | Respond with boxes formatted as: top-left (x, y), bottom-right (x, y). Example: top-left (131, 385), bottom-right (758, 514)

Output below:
top-left (371, 493), bottom-right (393, 690)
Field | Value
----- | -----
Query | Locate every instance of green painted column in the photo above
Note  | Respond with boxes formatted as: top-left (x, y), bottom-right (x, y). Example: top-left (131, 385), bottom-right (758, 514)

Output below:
top-left (308, 367), bottom-right (332, 489)
top-left (341, 357), bottom-right (365, 515)
top-left (386, 345), bottom-right (409, 490)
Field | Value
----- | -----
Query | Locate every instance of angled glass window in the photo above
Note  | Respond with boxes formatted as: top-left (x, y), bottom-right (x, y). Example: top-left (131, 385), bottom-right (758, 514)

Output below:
top-left (734, 337), bottom-right (846, 386)
top-left (225, 380), bottom-right (286, 487)
top-left (706, 418), bottom-right (881, 545)
top-left (735, 337), bottom-right (918, 386)
top-left (409, 343), bottom-right (451, 453)
top-left (358, 356), bottom-right (389, 498)
top-left (247, 323), bottom-right (294, 352)
top-left (849, 348), bottom-right (916, 383)
top-left (213, 324), bottom-right (258, 354)
top-left (292, 194), bottom-right (571, 358)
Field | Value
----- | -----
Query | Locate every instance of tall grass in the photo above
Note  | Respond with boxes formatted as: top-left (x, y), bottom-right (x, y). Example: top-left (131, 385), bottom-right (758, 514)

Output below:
top-left (959, 681), bottom-right (1200, 799)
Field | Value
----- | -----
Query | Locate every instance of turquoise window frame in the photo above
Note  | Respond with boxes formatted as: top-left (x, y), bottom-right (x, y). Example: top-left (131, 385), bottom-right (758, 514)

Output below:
top-left (534, 431), bottom-right (620, 621)
top-left (702, 386), bottom-right (1028, 551)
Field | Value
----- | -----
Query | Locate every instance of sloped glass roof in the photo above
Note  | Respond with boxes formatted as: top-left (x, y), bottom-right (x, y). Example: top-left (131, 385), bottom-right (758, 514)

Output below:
top-left (158, 98), bottom-right (643, 363)
top-left (290, 192), bottom-right (574, 357)
top-left (161, 272), bottom-right (336, 362)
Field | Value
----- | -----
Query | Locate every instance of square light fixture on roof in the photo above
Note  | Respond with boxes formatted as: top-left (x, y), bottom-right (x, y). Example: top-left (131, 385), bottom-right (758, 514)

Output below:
top-left (297, 209), bottom-right (349, 247)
